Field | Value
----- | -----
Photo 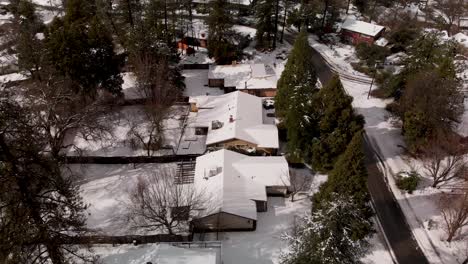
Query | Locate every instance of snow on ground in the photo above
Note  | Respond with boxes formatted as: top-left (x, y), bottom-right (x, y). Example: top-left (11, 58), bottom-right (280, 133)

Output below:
top-left (198, 170), bottom-right (392, 264)
top-left (31, 0), bottom-right (61, 6)
top-left (121, 72), bottom-right (141, 100)
top-left (68, 163), bottom-right (178, 235)
top-left (182, 69), bottom-right (224, 97)
top-left (308, 34), bottom-right (372, 81)
top-left (306, 34), bottom-right (465, 263)
top-left (244, 40), bottom-right (292, 80)
top-left (64, 105), bottom-right (188, 157)
top-left (233, 24), bottom-right (256, 38)
top-left (88, 244), bottom-right (219, 264)
top-left (180, 48), bottom-right (214, 65)
top-left (0, 72), bottom-right (27, 83)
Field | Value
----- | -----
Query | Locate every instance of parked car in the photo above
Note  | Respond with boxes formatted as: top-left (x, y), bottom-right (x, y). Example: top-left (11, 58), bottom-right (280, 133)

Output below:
top-left (263, 99), bottom-right (275, 109)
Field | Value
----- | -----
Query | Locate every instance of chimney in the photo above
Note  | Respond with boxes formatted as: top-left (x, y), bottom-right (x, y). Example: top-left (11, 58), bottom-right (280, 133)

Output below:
top-left (229, 115), bottom-right (234, 123)
top-left (244, 81), bottom-right (247, 89)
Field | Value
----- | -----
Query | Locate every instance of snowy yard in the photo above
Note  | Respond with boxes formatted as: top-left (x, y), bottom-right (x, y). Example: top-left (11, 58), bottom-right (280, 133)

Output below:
top-left (306, 33), bottom-right (467, 263)
top-left (182, 69), bottom-right (224, 97)
top-left (197, 170), bottom-right (392, 264)
top-left (64, 105), bottom-right (188, 157)
top-left (67, 163), bottom-right (179, 235)
top-left (84, 243), bottom-right (220, 264)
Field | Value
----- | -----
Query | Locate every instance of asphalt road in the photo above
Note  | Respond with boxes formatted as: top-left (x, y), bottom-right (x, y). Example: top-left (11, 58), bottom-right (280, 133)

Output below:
top-left (283, 32), bottom-right (429, 264)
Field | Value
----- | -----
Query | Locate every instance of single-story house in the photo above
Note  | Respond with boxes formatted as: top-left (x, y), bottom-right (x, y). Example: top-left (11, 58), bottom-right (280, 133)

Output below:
top-left (340, 18), bottom-right (385, 45)
top-left (208, 63), bottom-right (277, 97)
top-left (185, 91), bottom-right (279, 155)
top-left (191, 149), bottom-right (289, 232)
top-left (177, 20), bottom-right (208, 51)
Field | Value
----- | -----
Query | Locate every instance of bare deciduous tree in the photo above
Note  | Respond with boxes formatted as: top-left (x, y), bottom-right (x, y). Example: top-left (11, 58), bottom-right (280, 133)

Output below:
top-left (423, 136), bottom-right (467, 188)
top-left (433, 0), bottom-right (468, 36)
top-left (24, 76), bottom-right (114, 159)
top-left (127, 104), bottom-right (169, 156)
top-left (283, 170), bottom-right (311, 202)
top-left (126, 168), bottom-right (208, 235)
top-left (438, 187), bottom-right (468, 242)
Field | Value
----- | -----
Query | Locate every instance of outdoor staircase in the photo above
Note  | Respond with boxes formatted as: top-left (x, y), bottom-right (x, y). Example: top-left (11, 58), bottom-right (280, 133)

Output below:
top-left (175, 159), bottom-right (196, 184)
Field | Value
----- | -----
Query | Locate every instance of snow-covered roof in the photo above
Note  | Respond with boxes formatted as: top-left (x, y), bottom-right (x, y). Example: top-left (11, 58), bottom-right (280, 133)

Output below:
top-left (453, 33), bottom-right (468, 48)
top-left (208, 64), bottom-right (277, 90)
top-left (189, 91), bottom-right (279, 149)
top-left (194, 149), bottom-right (289, 220)
top-left (341, 18), bottom-right (385, 37)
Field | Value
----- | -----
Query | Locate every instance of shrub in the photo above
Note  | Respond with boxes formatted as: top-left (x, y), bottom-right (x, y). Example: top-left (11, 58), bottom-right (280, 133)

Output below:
top-left (396, 171), bottom-right (420, 194)
top-left (355, 42), bottom-right (390, 68)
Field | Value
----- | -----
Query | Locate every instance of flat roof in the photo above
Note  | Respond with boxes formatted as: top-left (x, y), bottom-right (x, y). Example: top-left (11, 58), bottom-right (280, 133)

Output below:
top-left (341, 18), bottom-right (385, 37)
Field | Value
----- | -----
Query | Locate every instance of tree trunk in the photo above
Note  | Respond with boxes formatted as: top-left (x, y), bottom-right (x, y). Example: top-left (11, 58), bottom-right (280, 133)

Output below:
top-left (164, 0), bottom-right (169, 43)
top-left (321, 2), bottom-right (329, 29)
top-left (273, 0), bottom-right (280, 49)
top-left (280, 0), bottom-right (287, 43)
top-left (126, 0), bottom-right (134, 28)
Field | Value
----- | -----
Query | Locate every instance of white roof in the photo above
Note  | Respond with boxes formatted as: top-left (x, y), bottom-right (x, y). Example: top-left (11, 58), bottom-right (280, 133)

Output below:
top-left (194, 149), bottom-right (289, 220)
top-left (190, 91), bottom-right (279, 149)
top-left (341, 18), bottom-right (385, 37)
top-left (453, 33), bottom-right (468, 48)
top-left (208, 64), bottom-right (277, 90)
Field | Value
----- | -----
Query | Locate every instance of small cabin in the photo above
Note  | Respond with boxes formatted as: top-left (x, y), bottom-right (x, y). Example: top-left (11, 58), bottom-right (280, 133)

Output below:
top-left (341, 19), bottom-right (385, 45)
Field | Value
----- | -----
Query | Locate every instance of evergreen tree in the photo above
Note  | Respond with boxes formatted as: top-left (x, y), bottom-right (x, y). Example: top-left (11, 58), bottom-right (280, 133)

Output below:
top-left (313, 132), bottom-right (374, 240)
top-left (0, 96), bottom-right (95, 264)
top-left (14, 0), bottom-right (44, 79)
top-left (275, 30), bottom-right (318, 159)
top-left (115, 0), bottom-right (143, 29)
top-left (282, 194), bottom-right (372, 264)
top-left (207, 0), bottom-right (236, 64)
top-left (46, 0), bottom-right (123, 97)
top-left (311, 75), bottom-right (364, 171)
top-left (255, 0), bottom-right (275, 49)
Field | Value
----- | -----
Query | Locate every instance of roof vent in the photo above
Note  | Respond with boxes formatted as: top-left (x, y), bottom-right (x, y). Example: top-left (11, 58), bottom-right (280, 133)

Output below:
top-left (212, 120), bottom-right (224, 130)
top-left (209, 167), bottom-right (222, 177)
top-left (204, 167), bottom-right (222, 179)
top-left (229, 115), bottom-right (234, 123)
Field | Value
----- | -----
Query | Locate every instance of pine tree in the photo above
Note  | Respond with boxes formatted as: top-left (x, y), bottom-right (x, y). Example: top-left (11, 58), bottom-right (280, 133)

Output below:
top-left (115, 0), bottom-right (143, 29)
top-left (311, 75), bottom-right (364, 171)
top-left (46, 0), bottom-right (123, 97)
top-left (0, 97), bottom-right (95, 264)
top-left (207, 0), bottom-right (235, 64)
top-left (255, 0), bottom-right (275, 49)
top-left (275, 30), bottom-right (318, 159)
top-left (282, 194), bottom-right (372, 264)
top-left (14, 0), bottom-right (44, 79)
top-left (313, 132), bottom-right (374, 239)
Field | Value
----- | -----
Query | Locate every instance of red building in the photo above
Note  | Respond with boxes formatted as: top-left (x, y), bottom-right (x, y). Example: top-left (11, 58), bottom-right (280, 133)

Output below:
top-left (340, 18), bottom-right (385, 45)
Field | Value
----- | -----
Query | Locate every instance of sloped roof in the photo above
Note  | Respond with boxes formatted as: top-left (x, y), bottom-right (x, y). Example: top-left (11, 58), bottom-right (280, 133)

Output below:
top-left (208, 64), bottom-right (277, 90)
top-left (454, 32), bottom-right (468, 48)
top-left (189, 91), bottom-right (279, 149)
top-left (341, 18), bottom-right (385, 37)
top-left (194, 149), bottom-right (289, 220)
